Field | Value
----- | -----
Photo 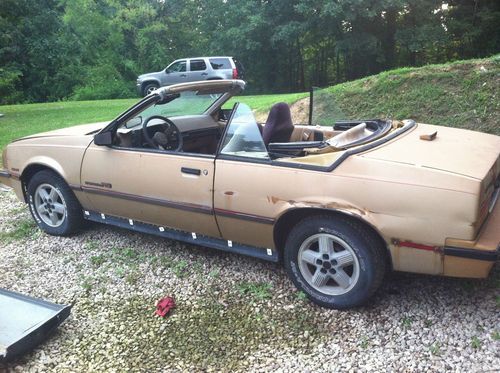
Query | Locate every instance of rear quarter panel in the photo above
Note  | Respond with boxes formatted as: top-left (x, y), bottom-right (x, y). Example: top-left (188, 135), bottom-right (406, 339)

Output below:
top-left (214, 155), bottom-right (480, 275)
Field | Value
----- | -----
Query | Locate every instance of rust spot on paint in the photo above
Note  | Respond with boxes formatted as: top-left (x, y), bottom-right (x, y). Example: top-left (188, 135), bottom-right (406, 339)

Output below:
top-left (267, 196), bottom-right (366, 216)
top-left (267, 196), bottom-right (281, 204)
top-left (325, 202), bottom-right (367, 216)
top-left (224, 191), bottom-right (234, 196)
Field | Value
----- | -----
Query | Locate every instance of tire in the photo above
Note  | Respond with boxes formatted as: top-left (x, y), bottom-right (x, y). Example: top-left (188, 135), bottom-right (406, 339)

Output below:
top-left (26, 170), bottom-right (84, 236)
top-left (142, 83), bottom-right (159, 96)
top-left (284, 215), bottom-right (386, 309)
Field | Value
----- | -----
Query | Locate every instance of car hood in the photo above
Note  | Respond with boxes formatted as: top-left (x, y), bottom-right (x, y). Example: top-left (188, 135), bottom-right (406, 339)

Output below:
top-left (138, 71), bottom-right (163, 80)
top-left (362, 123), bottom-right (500, 180)
top-left (15, 122), bottom-right (109, 141)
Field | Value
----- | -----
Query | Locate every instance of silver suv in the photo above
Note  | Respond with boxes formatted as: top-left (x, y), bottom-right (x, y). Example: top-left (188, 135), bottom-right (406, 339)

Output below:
top-left (136, 56), bottom-right (244, 96)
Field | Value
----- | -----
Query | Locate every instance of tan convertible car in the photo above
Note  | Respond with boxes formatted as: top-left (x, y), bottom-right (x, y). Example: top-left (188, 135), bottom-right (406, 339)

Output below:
top-left (1, 80), bottom-right (499, 308)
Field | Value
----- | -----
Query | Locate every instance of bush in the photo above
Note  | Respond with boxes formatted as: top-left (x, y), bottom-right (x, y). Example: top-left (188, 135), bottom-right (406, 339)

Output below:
top-left (0, 68), bottom-right (23, 104)
top-left (70, 64), bottom-right (135, 101)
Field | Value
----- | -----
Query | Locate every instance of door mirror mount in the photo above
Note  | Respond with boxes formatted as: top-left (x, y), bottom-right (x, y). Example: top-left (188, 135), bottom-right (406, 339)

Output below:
top-left (94, 131), bottom-right (113, 146)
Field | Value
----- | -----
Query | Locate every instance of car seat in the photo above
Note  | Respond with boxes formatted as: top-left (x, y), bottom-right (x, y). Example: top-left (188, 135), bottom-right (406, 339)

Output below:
top-left (262, 102), bottom-right (294, 145)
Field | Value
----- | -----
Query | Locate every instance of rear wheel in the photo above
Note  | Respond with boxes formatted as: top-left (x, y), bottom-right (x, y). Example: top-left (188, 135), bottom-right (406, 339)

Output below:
top-left (284, 215), bottom-right (386, 309)
top-left (27, 170), bottom-right (84, 236)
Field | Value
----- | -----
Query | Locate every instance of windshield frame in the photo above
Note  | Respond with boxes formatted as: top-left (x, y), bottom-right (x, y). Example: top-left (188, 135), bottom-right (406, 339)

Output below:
top-left (97, 79), bottom-right (246, 136)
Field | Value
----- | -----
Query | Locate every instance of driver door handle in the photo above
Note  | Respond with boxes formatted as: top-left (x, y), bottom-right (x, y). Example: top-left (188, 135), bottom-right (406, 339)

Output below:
top-left (201, 72), bottom-right (208, 76)
top-left (180, 74), bottom-right (187, 77)
top-left (181, 167), bottom-right (201, 176)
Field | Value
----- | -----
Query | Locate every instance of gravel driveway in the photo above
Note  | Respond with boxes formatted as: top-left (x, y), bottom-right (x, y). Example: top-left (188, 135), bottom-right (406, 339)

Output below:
top-left (0, 189), bottom-right (499, 372)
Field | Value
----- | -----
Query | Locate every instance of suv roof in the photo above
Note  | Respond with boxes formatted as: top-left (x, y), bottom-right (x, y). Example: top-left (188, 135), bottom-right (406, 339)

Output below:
top-left (172, 56), bottom-right (234, 61)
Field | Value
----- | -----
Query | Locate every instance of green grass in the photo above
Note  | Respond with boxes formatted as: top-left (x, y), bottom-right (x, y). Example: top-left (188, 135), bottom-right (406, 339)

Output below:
top-left (225, 92), bottom-right (308, 112)
top-left (471, 336), bottom-right (482, 349)
top-left (1, 55), bottom-right (498, 163)
top-left (429, 342), bottom-right (441, 356)
top-left (0, 99), bottom-right (136, 155)
top-left (0, 218), bottom-right (38, 243)
top-left (323, 55), bottom-right (499, 135)
top-left (236, 281), bottom-right (273, 300)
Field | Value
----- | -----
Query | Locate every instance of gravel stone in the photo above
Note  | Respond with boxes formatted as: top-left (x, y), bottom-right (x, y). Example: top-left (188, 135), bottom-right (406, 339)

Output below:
top-left (0, 189), bottom-right (499, 372)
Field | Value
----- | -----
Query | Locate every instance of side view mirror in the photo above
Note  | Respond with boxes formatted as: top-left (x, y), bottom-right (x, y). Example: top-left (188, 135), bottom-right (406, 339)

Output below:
top-left (165, 69), bottom-right (171, 74)
top-left (94, 131), bottom-right (113, 146)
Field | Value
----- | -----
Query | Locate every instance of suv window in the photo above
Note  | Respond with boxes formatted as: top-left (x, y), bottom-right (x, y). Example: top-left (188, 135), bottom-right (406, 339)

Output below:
top-left (167, 60), bottom-right (186, 73)
top-left (209, 58), bottom-right (231, 70)
top-left (190, 59), bottom-right (207, 71)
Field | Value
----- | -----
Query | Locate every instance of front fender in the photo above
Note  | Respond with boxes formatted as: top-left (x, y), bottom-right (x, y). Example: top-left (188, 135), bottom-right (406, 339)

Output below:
top-left (20, 156), bottom-right (67, 181)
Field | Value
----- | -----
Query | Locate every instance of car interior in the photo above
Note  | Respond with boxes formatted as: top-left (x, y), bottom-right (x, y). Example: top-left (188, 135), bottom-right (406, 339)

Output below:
top-left (112, 89), bottom-right (390, 161)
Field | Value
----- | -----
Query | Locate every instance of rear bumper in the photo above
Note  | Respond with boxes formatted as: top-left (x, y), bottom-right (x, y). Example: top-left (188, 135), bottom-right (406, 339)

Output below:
top-left (444, 195), bottom-right (500, 278)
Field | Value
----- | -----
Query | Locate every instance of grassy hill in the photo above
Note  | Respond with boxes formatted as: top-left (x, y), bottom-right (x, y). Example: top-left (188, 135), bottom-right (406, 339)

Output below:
top-left (0, 55), bottom-right (498, 159)
top-left (323, 55), bottom-right (499, 135)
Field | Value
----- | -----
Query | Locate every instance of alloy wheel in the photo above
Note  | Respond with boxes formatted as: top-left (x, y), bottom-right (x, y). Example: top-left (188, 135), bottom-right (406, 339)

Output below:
top-left (34, 183), bottom-right (67, 227)
top-left (298, 233), bottom-right (360, 295)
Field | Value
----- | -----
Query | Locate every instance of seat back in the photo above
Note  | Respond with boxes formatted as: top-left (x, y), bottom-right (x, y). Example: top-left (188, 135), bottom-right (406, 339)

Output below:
top-left (262, 102), bottom-right (294, 145)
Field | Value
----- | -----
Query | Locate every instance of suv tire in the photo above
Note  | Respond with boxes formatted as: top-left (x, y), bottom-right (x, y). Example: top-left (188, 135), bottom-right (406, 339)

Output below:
top-left (143, 82), bottom-right (159, 96)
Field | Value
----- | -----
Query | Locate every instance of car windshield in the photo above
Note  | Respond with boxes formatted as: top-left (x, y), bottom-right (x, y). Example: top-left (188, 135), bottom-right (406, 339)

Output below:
top-left (125, 91), bottom-right (222, 128)
top-left (220, 103), bottom-right (269, 159)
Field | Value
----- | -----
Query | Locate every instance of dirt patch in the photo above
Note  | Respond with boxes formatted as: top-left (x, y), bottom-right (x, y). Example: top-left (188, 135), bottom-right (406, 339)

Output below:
top-left (254, 97), bottom-right (310, 124)
top-left (289, 97), bottom-right (310, 124)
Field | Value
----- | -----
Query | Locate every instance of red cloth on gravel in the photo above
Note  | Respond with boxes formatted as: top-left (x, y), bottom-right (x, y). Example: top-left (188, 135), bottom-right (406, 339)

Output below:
top-left (155, 296), bottom-right (176, 317)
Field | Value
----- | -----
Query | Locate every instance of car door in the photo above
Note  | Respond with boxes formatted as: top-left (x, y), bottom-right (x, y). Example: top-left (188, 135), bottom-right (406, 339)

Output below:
top-left (164, 60), bottom-right (188, 85)
top-left (187, 59), bottom-right (209, 82)
top-left (213, 103), bottom-right (276, 249)
top-left (80, 144), bottom-right (220, 238)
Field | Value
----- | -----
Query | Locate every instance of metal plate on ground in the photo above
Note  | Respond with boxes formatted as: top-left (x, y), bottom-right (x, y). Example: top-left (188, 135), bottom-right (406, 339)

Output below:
top-left (0, 288), bottom-right (71, 362)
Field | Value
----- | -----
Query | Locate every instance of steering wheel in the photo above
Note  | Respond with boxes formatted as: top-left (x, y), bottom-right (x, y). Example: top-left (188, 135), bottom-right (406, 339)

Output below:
top-left (142, 115), bottom-right (183, 151)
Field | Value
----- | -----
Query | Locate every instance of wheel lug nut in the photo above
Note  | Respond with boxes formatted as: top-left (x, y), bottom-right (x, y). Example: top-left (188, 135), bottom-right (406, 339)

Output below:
top-left (331, 259), bottom-right (337, 266)
top-left (329, 268), bottom-right (336, 274)
top-left (316, 259), bottom-right (323, 265)
top-left (320, 268), bottom-right (327, 274)
top-left (322, 254), bottom-right (329, 260)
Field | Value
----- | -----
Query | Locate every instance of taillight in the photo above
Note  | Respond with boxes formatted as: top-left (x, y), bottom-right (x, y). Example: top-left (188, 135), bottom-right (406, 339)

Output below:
top-left (232, 68), bottom-right (238, 79)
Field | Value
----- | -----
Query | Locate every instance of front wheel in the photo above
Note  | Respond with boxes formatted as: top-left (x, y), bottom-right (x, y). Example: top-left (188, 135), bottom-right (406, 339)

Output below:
top-left (27, 170), bottom-right (84, 236)
top-left (284, 215), bottom-right (386, 309)
top-left (142, 83), bottom-right (159, 96)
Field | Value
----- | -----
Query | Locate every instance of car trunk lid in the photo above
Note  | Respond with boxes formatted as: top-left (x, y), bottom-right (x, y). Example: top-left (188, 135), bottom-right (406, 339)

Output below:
top-left (361, 123), bottom-right (500, 180)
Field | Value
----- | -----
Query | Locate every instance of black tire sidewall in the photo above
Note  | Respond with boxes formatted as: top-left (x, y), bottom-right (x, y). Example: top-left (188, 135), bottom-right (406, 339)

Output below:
top-left (27, 170), bottom-right (83, 236)
top-left (284, 217), bottom-right (383, 309)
